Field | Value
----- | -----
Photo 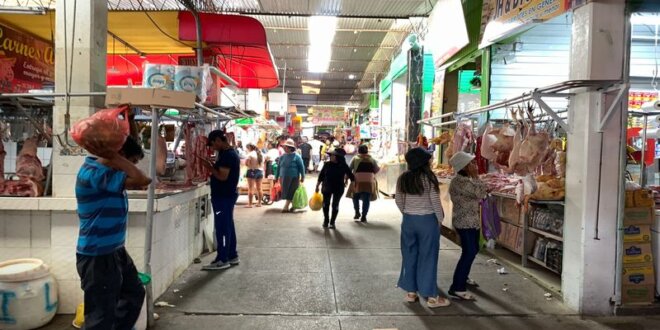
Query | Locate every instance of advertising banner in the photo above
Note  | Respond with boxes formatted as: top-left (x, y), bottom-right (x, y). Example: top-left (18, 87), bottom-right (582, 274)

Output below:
top-left (425, 0), bottom-right (470, 68)
top-left (0, 22), bottom-right (54, 92)
top-left (311, 108), bottom-right (346, 125)
top-left (479, 0), bottom-right (574, 48)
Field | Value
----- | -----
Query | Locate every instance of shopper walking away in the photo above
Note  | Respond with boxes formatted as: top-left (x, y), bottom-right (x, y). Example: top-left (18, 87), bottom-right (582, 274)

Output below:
top-left (448, 151), bottom-right (487, 300)
top-left (315, 148), bottom-right (355, 229)
top-left (245, 143), bottom-right (264, 208)
top-left (309, 136), bottom-right (324, 172)
top-left (75, 136), bottom-right (152, 329)
top-left (395, 147), bottom-right (450, 309)
top-left (202, 130), bottom-right (241, 271)
top-left (275, 139), bottom-right (305, 213)
top-left (350, 145), bottom-right (380, 222)
top-left (299, 136), bottom-right (313, 173)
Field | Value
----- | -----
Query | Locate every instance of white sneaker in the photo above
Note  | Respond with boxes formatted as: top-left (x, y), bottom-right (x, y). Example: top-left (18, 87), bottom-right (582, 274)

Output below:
top-left (202, 260), bottom-right (231, 271)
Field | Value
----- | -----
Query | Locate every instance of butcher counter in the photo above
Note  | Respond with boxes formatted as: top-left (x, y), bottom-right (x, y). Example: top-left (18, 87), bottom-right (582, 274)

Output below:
top-left (0, 184), bottom-right (212, 314)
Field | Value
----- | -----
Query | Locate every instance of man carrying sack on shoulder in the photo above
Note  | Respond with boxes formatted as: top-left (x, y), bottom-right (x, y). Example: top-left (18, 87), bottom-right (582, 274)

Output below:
top-left (349, 145), bottom-right (380, 223)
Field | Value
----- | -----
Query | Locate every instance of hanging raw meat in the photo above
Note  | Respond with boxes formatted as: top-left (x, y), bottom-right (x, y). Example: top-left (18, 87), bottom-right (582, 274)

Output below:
top-left (540, 138), bottom-right (563, 176)
top-left (480, 122), bottom-right (497, 161)
top-left (489, 122), bottom-right (515, 167)
top-left (451, 123), bottom-right (474, 155)
top-left (506, 110), bottom-right (525, 174)
top-left (2, 179), bottom-right (43, 197)
top-left (518, 105), bottom-right (550, 171)
top-left (16, 137), bottom-right (45, 182)
top-left (156, 135), bottom-right (167, 176)
top-left (431, 131), bottom-right (452, 145)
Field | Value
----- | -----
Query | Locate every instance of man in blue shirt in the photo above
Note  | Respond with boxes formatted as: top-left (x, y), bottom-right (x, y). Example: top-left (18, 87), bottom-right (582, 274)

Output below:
top-left (202, 130), bottom-right (241, 270)
top-left (75, 135), bottom-right (152, 329)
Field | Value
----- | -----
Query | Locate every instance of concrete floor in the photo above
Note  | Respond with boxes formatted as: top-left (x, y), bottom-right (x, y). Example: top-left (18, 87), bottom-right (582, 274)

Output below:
top-left (41, 179), bottom-right (660, 329)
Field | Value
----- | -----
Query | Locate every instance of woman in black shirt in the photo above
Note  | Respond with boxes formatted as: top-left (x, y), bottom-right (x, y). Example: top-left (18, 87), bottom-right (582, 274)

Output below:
top-left (316, 148), bottom-right (355, 229)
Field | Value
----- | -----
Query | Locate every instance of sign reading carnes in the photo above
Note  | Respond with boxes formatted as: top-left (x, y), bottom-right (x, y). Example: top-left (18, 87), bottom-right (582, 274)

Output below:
top-left (479, 0), bottom-right (576, 48)
top-left (0, 22), bottom-right (55, 92)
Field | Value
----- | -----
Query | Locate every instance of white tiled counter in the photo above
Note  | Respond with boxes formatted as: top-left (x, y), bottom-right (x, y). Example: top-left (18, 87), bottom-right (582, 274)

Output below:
top-left (0, 184), bottom-right (211, 314)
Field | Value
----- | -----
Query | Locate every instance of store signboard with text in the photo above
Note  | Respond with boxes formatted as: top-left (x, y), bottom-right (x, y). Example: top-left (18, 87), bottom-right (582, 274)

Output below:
top-left (311, 108), bottom-right (346, 125)
top-left (0, 22), bottom-right (54, 93)
top-left (479, 0), bottom-right (576, 49)
top-left (425, 0), bottom-right (469, 68)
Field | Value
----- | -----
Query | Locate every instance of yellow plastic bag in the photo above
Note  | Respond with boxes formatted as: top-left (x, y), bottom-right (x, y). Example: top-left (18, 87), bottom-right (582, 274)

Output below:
top-left (309, 192), bottom-right (324, 211)
top-left (73, 303), bottom-right (84, 328)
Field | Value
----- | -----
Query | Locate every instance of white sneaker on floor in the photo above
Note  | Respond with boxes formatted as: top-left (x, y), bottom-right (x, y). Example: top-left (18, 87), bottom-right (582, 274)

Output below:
top-left (202, 260), bottom-right (231, 271)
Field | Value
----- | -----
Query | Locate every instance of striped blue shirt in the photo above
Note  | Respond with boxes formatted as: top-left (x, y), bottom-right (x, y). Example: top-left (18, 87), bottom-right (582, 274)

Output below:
top-left (75, 157), bottom-right (128, 256)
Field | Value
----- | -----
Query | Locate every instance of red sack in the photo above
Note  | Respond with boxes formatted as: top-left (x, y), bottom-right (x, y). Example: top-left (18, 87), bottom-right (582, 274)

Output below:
top-left (70, 105), bottom-right (130, 154)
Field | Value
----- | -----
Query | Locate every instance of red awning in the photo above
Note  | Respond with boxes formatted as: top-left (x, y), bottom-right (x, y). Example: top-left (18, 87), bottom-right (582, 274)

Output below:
top-left (178, 12), bottom-right (279, 89)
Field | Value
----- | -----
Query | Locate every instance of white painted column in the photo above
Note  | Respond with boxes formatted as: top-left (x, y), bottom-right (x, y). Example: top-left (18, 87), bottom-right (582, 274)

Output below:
top-left (563, 0), bottom-right (626, 315)
top-left (52, 0), bottom-right (107, 197)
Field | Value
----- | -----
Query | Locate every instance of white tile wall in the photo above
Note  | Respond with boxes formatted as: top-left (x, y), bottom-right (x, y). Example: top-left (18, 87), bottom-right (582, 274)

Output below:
top-left (30, 248), bottom-right (52, 264)
top-left (0, 247), bottom-right (30, 260)
top-left (3, 141), bottom-right (16, 174)
top-left (31, 211), bottom-right (51, 248)
top-left (36, 147), bottom-right (52, 167)
top-left (50, 212), bottom-right (79, 247)
top-left (5, 211), bottom-right (31, 248)
top-left (0, 217), bottom-right (4, 247)
top-left (51, 174), bottom-right (77, 198)
top-left (126, 214), bottom-right (146, 248)
top-left (53, 154), bottom-right (85, 175)
top-left (50, 246), bottom-right (79, 281)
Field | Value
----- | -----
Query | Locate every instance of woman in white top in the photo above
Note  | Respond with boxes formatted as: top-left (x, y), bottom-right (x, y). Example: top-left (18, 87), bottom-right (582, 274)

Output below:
top-left (245, 143), bottom-right (264, 207)
top-left (394, 148), bottom-right (450, 308)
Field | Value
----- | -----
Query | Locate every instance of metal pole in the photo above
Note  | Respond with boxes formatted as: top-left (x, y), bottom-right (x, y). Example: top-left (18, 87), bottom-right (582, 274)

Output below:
top-left (640, 115), bottom-right (648, 187)
top-left (615, 10), bottom-right (633, 306)
top-left (144, 107), bottom-right (159, 327)
top-left (192, 11), bottom-right (204, 66)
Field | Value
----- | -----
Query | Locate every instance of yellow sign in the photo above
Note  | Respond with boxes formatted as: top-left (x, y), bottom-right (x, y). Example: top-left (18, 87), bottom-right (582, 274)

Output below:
top-left (480, 0), bottom-right (572, 48)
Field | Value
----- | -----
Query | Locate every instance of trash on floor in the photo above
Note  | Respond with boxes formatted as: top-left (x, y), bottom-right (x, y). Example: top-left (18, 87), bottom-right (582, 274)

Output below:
top-left (487, 258), bottom-right (500, 265)
top-left (497, 267), bottom-right (508, 274)
top-left (544, 293), bottom-right (552, 298)
top-left (502, 288), bottom-right (509, 292)
top-left (153, 313), bottom-right (160, 320)
top-left (155, 301), bottom-right (176, 308)
top-left (173, 289), bottom-right (180, 293)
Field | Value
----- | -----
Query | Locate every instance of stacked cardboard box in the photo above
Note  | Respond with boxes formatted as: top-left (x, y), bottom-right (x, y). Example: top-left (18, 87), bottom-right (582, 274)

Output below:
top-left (622, 204), bottom-right (656, 305)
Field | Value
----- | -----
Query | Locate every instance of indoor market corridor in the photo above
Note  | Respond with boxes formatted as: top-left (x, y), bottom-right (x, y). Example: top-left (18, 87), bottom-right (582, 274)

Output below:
top-left (42, 179), bottom-right (659, 330)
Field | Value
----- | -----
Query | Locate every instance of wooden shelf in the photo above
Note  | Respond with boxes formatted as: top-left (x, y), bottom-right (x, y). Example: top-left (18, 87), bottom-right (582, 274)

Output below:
top-left (500, 217), bottom-right (522, 228)
top-left (529, 199), bottom-right (565, 206)
top-left (528, 227), bottom-right (563, 242)
top-left (527, 256), bottom-right (561, 275)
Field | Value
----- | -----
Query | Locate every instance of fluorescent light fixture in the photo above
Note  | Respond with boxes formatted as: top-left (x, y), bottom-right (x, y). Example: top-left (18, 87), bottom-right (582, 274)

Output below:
top-left (631, 14), bottom-right (660, 26)
top-left (308, 16), bottom-right (337, 73)
top-left (301, 80), bottom-right (322, 85)
top-left (0, 6), bottom-right (46, 15)
top-left (302, 86), bottom-right (320, 94)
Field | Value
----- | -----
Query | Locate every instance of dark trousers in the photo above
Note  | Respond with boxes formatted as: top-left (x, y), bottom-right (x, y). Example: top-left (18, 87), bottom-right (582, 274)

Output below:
top-left (302, 158), bottom-right (311, 173)
top-left (322, 189), bottom-right (344, 224)
top-left (352, 192), bottom-right (371, 216)
top-left (76, 247), bottom-right (145, 330)
top-left (450, 228), bottom-right (481, 292)
top-left (212, 194), bottom-right (239, 263)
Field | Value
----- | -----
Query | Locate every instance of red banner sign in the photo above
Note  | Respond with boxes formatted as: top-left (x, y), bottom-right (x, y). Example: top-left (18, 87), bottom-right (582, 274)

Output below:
top-left (0, 23), bottom-right (54, 92)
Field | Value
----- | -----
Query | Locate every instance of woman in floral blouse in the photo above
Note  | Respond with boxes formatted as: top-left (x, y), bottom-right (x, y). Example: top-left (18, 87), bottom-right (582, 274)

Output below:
top-left (448, 151), bottom-right (488, 301)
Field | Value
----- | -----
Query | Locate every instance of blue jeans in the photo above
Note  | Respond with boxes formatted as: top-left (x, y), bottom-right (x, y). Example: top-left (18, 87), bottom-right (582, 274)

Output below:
top-left (397, 213), bottom-right (440, 298)
top-left (211, 194), bottom-right (239, 263)
top-left (352, 192), bottom-right (371, 215)
top-left (450, 228), bottom-right (480, 292)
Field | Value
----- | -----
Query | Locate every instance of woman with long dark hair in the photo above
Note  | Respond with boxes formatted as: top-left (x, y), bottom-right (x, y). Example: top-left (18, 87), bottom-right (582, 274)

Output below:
top-left (448, 151), bottom-right (487, 301)
top-left (316, 148), bottom-right (355, 229)
top-left (395, 148), bottom-right (450, 308)
top-left (245, 143), bottom-right (264, 208)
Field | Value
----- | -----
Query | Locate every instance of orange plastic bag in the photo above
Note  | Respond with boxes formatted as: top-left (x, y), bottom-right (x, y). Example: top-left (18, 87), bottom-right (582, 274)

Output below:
top-left (309, 192), bottom-right (323, 211)
top-left (71, 105), bottom-right (130, 154)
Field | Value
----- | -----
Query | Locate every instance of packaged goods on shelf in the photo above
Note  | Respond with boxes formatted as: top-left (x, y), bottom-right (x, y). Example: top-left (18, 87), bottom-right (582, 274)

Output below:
top-left (622, 263), bottom-right (656, 286)
top-left (623, 207), bottom-right (654, 226)
top-left (545, 242), bottom-right (563, 273)
top-left (142, 64), bottom-right (175, 90)
top-left (622, 285), bottom-right (656, 305)
top-left (530, 207), bottom-right (564, 236)
top-left (623, 224), bottom-right (652, 243)
top-left (623, 242), bottom-right (654, 264)
top-left (533, 238), bottom-right (549, 261)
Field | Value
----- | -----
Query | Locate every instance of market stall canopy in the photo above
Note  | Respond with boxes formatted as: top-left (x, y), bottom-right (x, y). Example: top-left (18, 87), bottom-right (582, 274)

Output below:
top-left (178, 12), bottom-right (279, 89)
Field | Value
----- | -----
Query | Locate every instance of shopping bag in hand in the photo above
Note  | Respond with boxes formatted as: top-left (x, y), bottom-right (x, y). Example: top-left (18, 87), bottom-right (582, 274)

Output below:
top-left (309, 192), bottom-right (323, 211)
top-left (292, 186), bottom-right (308, 209)
top-left (70, 105), bottom-right (131, 155)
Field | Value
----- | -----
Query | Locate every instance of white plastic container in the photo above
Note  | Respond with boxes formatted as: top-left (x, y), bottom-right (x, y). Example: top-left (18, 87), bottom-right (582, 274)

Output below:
top-left (0, 258), bottom-right (58, 330)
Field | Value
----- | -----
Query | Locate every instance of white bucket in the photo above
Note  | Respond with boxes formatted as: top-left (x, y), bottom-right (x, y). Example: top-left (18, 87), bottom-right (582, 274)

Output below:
top-left (0, 258), bottom-right (58, 330)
